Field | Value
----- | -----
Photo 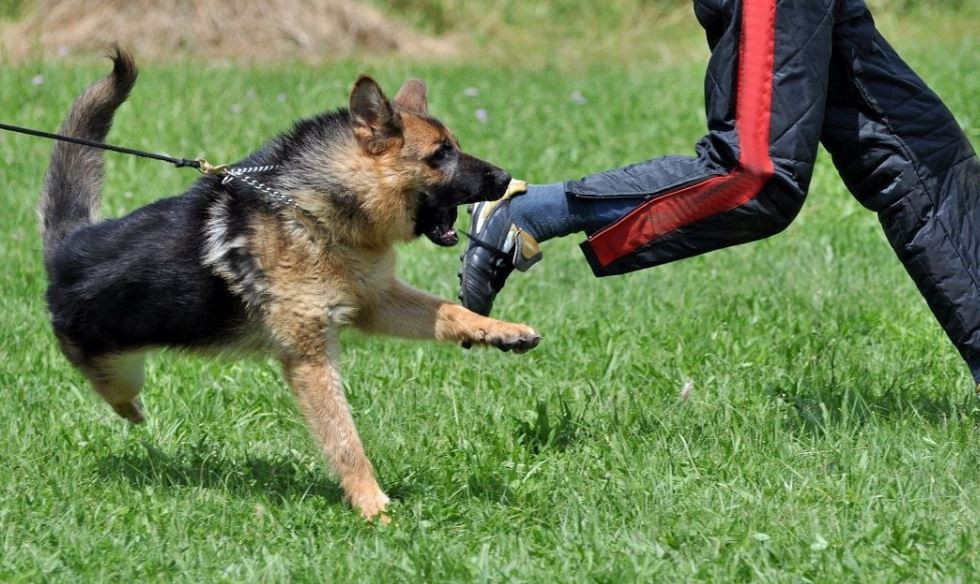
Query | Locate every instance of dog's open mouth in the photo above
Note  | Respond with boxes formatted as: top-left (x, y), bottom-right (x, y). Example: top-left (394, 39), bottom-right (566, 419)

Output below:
top-left (415, 197), bottom-right (459, 247)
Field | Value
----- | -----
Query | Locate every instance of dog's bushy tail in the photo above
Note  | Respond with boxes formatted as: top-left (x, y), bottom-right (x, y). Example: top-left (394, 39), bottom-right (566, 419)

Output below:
top-left (39, 48), bottom-right (137, 257)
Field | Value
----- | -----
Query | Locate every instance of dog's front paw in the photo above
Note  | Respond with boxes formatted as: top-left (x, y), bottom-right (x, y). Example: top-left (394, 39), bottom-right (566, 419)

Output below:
top-left (477, 322), bottom-right (541, 353)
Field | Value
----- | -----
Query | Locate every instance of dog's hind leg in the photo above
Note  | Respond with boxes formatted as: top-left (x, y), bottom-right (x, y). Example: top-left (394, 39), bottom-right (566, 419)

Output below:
top-left (69, 347), bottom-right (147, 424)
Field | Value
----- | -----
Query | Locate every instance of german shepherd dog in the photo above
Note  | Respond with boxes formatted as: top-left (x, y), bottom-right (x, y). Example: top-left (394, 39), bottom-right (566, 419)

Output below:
top-left (39, 50), bottom-right (541, 521)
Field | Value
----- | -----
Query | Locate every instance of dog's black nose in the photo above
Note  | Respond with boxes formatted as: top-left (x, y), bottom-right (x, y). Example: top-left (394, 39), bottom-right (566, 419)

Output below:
top-left (454, 154), bottom-right (515, 203)
top-left (485, 168), bottom-right (511, 199)
top-left (492, 169), bottom-right (512, 189)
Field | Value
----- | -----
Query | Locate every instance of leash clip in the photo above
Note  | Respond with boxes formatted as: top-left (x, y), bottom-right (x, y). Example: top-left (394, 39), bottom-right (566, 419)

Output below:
top-left (196, 158), bottom-right (230, 176)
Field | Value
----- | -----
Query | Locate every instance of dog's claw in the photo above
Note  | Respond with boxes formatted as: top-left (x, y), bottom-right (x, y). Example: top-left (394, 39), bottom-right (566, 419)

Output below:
top-left (510, 334), bottom-right (542, 354)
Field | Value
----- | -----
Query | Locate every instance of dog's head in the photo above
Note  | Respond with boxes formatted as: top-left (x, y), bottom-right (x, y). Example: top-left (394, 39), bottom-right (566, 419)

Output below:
top-left (348, 76), bottom-right (512, 246)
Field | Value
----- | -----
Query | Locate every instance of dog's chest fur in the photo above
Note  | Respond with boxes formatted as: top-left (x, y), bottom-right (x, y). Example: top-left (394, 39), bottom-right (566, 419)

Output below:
top-left (203, 192), bottom-right (397, 341)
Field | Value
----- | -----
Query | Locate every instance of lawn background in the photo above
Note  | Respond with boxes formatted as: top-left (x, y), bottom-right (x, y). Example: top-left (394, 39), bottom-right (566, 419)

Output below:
top-left (1, 1), bottom-right (979, 581)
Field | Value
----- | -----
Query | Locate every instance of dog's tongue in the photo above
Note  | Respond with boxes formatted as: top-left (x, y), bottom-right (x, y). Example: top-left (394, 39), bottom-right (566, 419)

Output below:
top-left (423, 205), bottom-right (459, 247)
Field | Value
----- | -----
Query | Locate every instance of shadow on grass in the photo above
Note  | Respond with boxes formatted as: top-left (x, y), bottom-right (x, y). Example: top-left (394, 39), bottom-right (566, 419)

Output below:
top-left (96, 439), bottom-right (348, 504)
top-left (770, 382), bottom-right (980, 436)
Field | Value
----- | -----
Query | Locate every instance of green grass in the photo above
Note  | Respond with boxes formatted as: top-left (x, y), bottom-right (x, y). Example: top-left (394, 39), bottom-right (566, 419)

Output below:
top-left (373, 0), bottom-right (980, 69)
top-left (1, 8), bottom-right (980, 582)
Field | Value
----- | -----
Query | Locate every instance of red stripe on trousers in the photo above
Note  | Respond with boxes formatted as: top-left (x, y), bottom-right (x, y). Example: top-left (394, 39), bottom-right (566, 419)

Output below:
top-left (587, 0), bottom-right (777, 268)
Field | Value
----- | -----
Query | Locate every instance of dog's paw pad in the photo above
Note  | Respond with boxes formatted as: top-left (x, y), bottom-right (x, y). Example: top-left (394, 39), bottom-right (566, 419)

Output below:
top-left (489, 327), bottom-right (541, 353)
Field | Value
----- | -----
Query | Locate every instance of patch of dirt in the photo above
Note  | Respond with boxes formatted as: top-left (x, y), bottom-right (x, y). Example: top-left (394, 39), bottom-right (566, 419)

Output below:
top-left (1, 0), bottom-right (456, 62)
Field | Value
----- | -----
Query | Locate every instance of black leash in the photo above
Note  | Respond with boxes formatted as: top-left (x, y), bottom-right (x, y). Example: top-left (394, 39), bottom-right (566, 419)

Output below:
top-left (0, 121), bottom-right (301, 211)
top-left (0, 121), bottom-right (202, 169)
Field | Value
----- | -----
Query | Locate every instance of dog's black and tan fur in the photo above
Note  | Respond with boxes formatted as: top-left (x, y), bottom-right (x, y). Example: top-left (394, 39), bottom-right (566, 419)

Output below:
top-left (40, 50), bottom-right (540, 521)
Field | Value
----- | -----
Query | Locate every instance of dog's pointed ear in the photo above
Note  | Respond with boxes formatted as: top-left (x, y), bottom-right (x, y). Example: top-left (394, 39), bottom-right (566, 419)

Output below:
top-left (394, 78), bottom-right (428, 115)
top-left (350, 75), bottom-right (402, 146)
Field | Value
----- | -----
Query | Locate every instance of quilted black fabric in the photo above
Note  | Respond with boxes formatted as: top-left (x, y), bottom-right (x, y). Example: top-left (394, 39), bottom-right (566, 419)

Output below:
top-left (564, 0), bottom-right (980, 380)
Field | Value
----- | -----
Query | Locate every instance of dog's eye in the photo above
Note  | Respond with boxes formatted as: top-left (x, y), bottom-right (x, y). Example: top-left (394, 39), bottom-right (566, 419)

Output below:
top-left (425, 141), bottom-right (454, 166)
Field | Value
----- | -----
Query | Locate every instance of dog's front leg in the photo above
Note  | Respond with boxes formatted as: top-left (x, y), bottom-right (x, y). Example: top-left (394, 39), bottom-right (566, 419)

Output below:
top-left (356, 280), bottom-right (541, 352)
top-left (280, 344), bottom-right (389, 522)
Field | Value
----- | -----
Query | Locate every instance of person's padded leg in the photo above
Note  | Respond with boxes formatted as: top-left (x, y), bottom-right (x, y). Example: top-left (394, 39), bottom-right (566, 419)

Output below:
top-left (508, 182), bottom-right (646, 242)
top-left (821, 3), bottom-right (980, 385)
top-left (460, 0), bottom-right (838, 313)
top-left (572, 0), bottom-right (836, 276)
